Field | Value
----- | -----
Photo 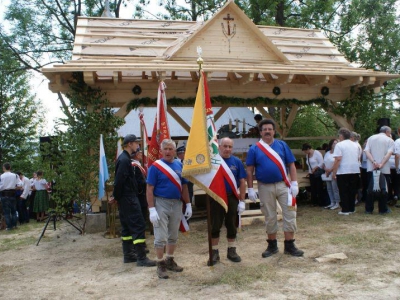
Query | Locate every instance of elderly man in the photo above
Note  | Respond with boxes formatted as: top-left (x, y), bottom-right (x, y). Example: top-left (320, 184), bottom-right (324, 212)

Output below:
top-left (113, 134), bottom-right (156, 266)
top-left (146, 139), bottom-right (192, 279)
top-left (332, 128), bottom-right (362, 215)
top-left (364, 126), bottom-right (394, 214)
top-left (208, 137), bottom-right (246, 265)
top-left (246, 119), bottom-right (303, 257)
top-left (0, 163), bottom-right (22, 230)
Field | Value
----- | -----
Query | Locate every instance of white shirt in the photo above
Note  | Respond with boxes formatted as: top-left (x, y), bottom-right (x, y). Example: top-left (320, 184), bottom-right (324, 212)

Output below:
top-left (365, 133), bottom-right (394, 174)
top-left (306, 150), bottom-right (324, 174)
top-left (333, 139), bottom-right (361, 174)
top-left (20, 176), bottom-right (31, 199)
top-left (323, 151), bottom-right (335, 170)
top-left (0, 172), bottom-right (22, 191)
top-left (33, 178), bottom-right (48, 191)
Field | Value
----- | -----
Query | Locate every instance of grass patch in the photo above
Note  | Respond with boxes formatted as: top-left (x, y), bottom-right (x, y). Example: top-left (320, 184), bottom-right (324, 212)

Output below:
top-left (201, 264), bottom-right (277, 288)
top-left (0, 236), bottom-right (37, 252)
top-left (331, 270), bottom-right (358, 284)
top-left (328, 232), bottom-right (386, 249)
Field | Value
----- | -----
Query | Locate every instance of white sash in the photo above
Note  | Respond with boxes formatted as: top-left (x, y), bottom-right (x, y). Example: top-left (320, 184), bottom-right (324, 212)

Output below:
top-left (153, 160), bottom-right (182, 192)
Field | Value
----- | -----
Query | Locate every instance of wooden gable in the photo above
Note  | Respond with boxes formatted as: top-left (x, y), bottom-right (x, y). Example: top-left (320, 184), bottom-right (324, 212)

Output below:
top-left (169, 1), bottom-right (289, 64)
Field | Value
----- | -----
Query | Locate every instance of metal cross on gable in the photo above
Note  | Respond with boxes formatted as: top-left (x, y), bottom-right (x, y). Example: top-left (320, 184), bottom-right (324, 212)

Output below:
top-left (221, 13), bottom-right (237, 53)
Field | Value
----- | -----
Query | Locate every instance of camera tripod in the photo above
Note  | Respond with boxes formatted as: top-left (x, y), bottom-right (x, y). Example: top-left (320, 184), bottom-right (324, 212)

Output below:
top-left (36, 210), bottom-right (82, 246)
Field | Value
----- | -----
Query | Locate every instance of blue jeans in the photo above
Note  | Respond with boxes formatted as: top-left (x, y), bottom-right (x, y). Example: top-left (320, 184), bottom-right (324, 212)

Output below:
top-left (1, 196), bottom-right (17, 229)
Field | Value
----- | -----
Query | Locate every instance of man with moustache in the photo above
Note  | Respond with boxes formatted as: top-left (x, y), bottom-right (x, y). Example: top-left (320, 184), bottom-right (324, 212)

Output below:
top-left (246, 119), bottom-right (303, 257)
top-left (146, 139), bottom-right (192, 279)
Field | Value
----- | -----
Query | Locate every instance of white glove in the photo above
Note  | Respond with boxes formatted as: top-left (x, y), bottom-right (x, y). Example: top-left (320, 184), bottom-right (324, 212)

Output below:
top-left (149, 207), bottom-right (160, 226)
top-left (237, 201), bottom-right (245, 214)
top-left (290, 181), bottom-right (299, 197)
top-left (184, 203), bottom-right (192, 220)
top-left (247, 188), bottom-right (258, 203)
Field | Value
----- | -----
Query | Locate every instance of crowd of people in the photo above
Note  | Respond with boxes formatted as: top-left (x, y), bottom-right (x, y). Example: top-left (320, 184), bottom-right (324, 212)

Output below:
top-left (0, 165), bottom-right (50, 230)
top-left (3, 118), bottom-right (398, 281)
top-left (302, 125), bottom-right (399, 215)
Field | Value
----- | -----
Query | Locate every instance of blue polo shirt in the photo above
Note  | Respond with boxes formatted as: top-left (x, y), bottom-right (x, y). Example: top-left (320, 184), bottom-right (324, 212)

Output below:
top-left (246, 140), bottom-right (295, 184)
top-left (147, 158), bottom-right (188, 199)
top-left (222, 155), bottom-right (246, 193)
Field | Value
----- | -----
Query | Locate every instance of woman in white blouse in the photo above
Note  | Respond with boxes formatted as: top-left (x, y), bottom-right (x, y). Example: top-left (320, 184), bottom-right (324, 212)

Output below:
top-left (323, 139), bottom-right (340, 209)
top-left (302, 143), bottom-right (325, 206)
top-left (32, 170), bottom-right (49, 222)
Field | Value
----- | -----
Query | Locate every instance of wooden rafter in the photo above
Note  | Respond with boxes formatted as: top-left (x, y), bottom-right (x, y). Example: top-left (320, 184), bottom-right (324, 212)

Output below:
top-left (274, 74), bottom-right (294, 86)
top-left (308, 75), bottom-right (329, 87)
top-left (167, 106), bottom-right (191, 133)
top-left (256, 105), bottom-right (283, 136)
top-left (238, 73), bottom-right (254, 85)
top-left (214, 105), bottom-right (229, 122)
top-left (340, 76), bottom-right (363, 87)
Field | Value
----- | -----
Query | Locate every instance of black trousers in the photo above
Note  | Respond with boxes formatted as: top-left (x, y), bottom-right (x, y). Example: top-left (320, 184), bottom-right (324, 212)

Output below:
top-left (337, 173), bottom-right (359, 213)
top-left (365, 172), bottom-right (390, 213)
top-left (360, 167), bottom-right (369, 202)
top-left (211, 194), bottom-right (238, 239)
top-left (118, 195), bottom-right (146, 243)
top-left (309, 174), bottom-right (325, 206)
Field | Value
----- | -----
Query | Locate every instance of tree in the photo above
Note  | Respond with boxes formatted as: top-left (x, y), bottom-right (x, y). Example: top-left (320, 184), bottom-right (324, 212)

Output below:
top-left (40, 72), bottom-right (124, 223)
top-left (0, 34), bottom-right (45, 171)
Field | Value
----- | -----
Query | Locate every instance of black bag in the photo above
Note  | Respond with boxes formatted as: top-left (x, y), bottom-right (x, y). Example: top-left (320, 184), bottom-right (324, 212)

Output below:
top-left (313, 167), bottom-right (324, 177)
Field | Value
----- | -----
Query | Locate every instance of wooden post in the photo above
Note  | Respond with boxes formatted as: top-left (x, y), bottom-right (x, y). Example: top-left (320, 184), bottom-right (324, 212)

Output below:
top-left (206, 195), bottom-right (213, 266)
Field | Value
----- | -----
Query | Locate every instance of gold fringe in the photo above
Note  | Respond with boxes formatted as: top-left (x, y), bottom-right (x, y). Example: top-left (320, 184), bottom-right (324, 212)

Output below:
top-left (182, 165), bottom-right (211, 177)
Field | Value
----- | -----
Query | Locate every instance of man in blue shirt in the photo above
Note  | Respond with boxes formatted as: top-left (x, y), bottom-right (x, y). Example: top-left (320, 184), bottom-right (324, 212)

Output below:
top-left (147, 139), bottom-right (192, 279)
top-left (246, 119), bottom-right (304, 257)
top-left (209, 137), bottom-right (246, 265)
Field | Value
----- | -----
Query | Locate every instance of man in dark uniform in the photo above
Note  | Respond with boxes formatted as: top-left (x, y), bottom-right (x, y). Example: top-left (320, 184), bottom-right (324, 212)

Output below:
top-left (113, 134), bottom-right (155, 267)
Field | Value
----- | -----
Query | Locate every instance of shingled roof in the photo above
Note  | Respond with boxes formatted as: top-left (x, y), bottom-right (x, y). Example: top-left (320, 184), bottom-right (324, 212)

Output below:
top-left (42, 0), bottom-right (399, 105)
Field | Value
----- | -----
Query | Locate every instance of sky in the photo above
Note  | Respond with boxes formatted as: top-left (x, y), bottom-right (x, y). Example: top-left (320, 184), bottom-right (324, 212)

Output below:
top-left (0, 0), bottom-right (173, 133)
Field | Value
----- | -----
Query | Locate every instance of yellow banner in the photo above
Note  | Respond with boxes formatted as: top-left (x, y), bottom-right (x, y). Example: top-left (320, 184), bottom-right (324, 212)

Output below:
top-left (182, 74), bottom-right (211, 176)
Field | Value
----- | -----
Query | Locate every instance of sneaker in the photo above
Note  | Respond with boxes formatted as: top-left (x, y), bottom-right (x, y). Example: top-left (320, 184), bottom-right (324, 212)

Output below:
top-left (324, 204), bottom-right (334, 209)
top-left (330, 204), bottom-right (339, 210)
top-left (338, 211), bottom-right (350, 216)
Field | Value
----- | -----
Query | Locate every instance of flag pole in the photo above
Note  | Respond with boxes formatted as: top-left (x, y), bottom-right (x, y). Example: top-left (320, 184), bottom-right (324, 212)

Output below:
top-left (196, 47), bottom-right (213, 267)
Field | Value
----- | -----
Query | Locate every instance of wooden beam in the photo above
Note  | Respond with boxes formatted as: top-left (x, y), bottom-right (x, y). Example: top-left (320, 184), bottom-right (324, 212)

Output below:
top-left (55, 74), bottom-right (64, 89)
top-left (83, 71), bottom-right (96, 85)
top-left (114, 102), bottom-right (130, 118)
top-left (361, 76), bottom-right (375, 87)
top-left (325, 110), bottom-right (354, 131)
top-left (340, 76), bottom-right (363, 87)
top-left (238, 73), bottom-right (254, 85)
top-left (113, 71), bottom-right (122, 86)
top-left (263, 73), bottom-right (274, 83)
top-left (228, 72), bottom-right (238, 83)
top-left (190, 71), bottom-right (198, 82)
top-left (151, 71), bottom-right (158, 82)
top-left (274, 74), bottom-right (294, 86)
top-left (253, 73), bottom-right (261, 81)
top-left (308, 75), bottom-right (329, 87)
top-left (171, 71), bottom-right (178, 80)
top-left (283, 104), bottom-right (299, 137)
top-left (158, 71), bottom-right (166, 81)
top-left (167, 106), bottom-right (191, 133)
top-left (256, 105), bottom-right (283, 136)
top-left (280, 107), bottom-right (287, 138)
top-left (141, 71), bottom-right (148, 80)
top-left (214, 105), bottom-right (229, 122)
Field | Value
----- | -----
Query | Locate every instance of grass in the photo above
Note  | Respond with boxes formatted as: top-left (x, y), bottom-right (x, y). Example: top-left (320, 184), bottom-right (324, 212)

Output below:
top-left (0, 236), bottom-right (37, 252)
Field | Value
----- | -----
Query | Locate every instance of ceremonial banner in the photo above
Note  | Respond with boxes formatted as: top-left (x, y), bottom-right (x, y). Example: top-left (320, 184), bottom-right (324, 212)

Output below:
top-left (98, 134), bottom-right (109, 199)
top-left (147, 82), bottom-right (170, 167)
top-left (182, 71), bottom-right (228, 212)
top-left (139, 110), bottom-right (150, 171)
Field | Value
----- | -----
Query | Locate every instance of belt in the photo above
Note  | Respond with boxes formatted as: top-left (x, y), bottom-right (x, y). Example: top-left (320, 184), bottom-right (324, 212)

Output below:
top-left (155, 196), bottom-right (180, 201)
top-left (1, 190), bottom-right (16, 197)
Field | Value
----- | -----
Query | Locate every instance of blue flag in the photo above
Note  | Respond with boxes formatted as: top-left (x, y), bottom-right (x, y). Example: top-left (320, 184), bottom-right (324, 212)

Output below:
top-left (98, 134), bottom-right (109, 199)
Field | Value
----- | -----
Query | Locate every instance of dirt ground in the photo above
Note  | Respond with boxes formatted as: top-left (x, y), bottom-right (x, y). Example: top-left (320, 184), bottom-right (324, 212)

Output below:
top-left (1, 204), bottom-right (400, 300)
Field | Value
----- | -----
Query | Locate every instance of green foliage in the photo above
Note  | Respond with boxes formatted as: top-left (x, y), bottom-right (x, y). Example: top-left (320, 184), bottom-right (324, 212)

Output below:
top-left (155, 0), bottom-right (223, 21)
top-left (0, 36), bottom-right (45, 171)
top-left (40, 72), bottom-right (124, 214)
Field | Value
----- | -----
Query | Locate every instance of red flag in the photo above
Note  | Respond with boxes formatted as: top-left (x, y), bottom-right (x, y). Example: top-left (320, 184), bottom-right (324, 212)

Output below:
top-left (147, 82), bottom-right (170, 167)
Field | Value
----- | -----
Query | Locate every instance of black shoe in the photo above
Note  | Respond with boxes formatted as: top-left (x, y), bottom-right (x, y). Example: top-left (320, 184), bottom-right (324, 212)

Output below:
top-left (379, 209), bottom-right (391, 215)
top-left (262, 239), bottom-right (279, 258)
top-left (207, 249), bottom-right (220, 266)
top-left (227, 247), bottom-right (241, 262)
top-left (135, 243), bottom-right (156, 267)
top-left (122, 242), bottom-right (137, 263)
top-left (284, 239), bottom-right (304, 257)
